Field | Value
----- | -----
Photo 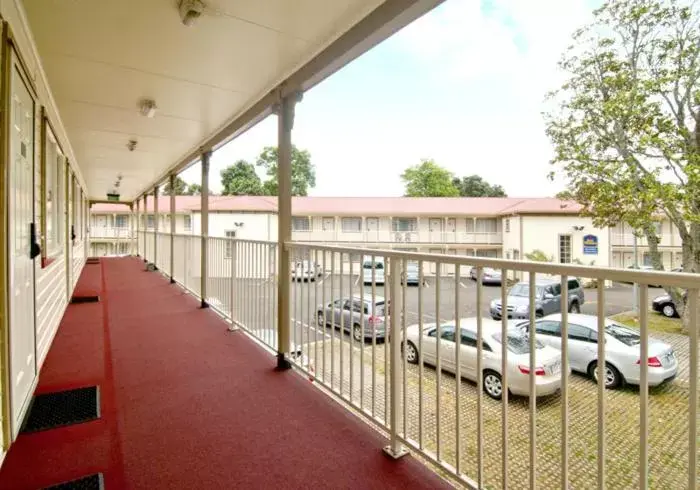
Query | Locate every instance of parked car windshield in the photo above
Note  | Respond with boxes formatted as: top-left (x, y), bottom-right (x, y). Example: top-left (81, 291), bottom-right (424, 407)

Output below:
top-left (492, 331), bottom-right (544, 354)
top-left (604, 322), bottom-right (641, 346)
top-left (509, 283), bottom-right (544, 298)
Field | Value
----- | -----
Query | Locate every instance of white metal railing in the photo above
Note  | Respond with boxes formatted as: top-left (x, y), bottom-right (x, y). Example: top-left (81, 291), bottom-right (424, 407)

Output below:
top-left (138, 233), bottom-right (698, 490)
top-left (292, 230), bottom-right (503, 245)
top-left (611, 233), bottom-right (676, 248)
top-left (89, 226), bottom-right (133, 239)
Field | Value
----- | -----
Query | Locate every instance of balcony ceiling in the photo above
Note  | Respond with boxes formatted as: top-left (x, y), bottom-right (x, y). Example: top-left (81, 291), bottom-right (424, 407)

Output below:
top-left (21, 0), bottom-right (389, 201)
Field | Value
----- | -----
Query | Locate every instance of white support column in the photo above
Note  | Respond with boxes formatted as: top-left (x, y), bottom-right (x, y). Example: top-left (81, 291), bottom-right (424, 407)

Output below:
top-left (135, 198), bottom-right (140, 257)
top-left (143, 194), bottom-right (149, 263)
top-left (169, 174), bottom-right (176, 283)
top-left (200, 150), bottom-right (211, 308)
top-left (153, 186), bottom-right (159, 270)
top-left (129, 203), bottom-right (135, 256)
top-left (275, 90), bottom-right (302, 370)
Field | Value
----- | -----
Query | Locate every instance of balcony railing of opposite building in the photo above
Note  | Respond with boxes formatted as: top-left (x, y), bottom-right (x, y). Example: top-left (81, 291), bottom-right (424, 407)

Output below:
top-left (137, 230), bottom-right (698, 490)
top-left (89, 226), bottom-right (134, 239)
top-left (291, 230), bottom-right (503, 245)
top-left (611, 233), bottom-right (677, 247)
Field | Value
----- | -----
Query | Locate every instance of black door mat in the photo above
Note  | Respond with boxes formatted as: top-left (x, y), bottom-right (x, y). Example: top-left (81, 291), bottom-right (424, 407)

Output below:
top-left (43, 473), bottom-right (104, 490)
top-left (71, 295), bottom-right (100, 304)
top-left (21, 386), bottom-right (100, 434)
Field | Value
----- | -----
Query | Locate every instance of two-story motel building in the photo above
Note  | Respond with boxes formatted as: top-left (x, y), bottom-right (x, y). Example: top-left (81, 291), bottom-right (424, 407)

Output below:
top-left (89, 195), bottom-right (687, 271)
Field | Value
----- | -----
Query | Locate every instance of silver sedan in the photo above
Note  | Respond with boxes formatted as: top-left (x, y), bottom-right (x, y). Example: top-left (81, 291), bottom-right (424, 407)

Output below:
top-left (515, 313), bottom-right (678, 389)
top-left (317, 296), bottom-right (388, 342)
top-left (403, 318), bottom-right (566, 400)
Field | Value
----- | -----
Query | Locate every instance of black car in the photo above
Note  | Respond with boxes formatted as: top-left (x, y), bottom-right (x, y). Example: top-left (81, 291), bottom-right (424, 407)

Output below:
top-left (652, 285), bottom-right (687, 318)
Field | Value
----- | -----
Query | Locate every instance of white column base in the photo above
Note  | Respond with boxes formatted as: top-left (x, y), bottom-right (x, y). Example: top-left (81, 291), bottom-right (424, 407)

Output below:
top-left (383, 445), bottom-right (409, 459)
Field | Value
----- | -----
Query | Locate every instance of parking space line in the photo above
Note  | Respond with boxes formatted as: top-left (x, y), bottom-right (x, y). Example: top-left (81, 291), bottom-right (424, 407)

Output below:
top-left (459, 281), bottom-right (467, 289)
top-left (293, 318), bottom-right (331, 339)
top-left (317, 272), bottom-right (330, 286)
top-left (353, 274), bottom-right (360, 286)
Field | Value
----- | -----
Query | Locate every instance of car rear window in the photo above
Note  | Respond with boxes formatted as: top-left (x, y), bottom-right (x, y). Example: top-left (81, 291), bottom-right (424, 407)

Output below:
top-left (605, 322), bottom-right (641, 346)
top-left (374, 302), bottom-right (386, 316)
top-left (493, 331), bottom-right (544, 354)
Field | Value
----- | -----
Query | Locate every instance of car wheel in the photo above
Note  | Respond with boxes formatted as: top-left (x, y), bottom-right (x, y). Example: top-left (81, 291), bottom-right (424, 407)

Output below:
top-left (317, 312), bottom-right (325, 327)
top-left (569, 302), bottom-right (581, 314)
top-left (589, 361), bottom-right (623, 389)
top-left (404, 341), bottom-right (419, 364)
top-left (352, 324), bottom-right (363, 342)
top-left (483, 370), bottom-right (503, 400)
top-left (491, 314), bottom-right (500, 321)
top-left (661, 304), bottom-right (677, 318)
top-left (535, 310), bottom-right (544, 319)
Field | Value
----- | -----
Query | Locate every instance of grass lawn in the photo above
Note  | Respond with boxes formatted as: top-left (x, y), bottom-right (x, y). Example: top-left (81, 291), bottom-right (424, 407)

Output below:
top-left (610, 311), bottom-right (685, 335)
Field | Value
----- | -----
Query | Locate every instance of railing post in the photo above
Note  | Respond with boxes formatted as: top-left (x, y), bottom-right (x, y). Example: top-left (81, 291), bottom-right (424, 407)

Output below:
top-left (200, 149), bottom-right (211, 308)
top-left (143, 194), bottom-right (149, 263)
top-left (153, 186), bottom-right (159, 270)
top-left (228, 240), bottom-right (238, 331)
top-left (135, 197), bottom-right (140, 257)
top-left (169, 174), bottom-right (176, 283)
top-left (275, 90), bottom-right (301, 370)
top-left (384, 256), bottom-right (408, 459)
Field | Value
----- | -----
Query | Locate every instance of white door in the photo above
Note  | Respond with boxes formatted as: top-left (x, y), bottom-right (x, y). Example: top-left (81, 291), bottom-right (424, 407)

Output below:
top-left (8, 56), bottom-right (37, 437)
top-left (366, 217), bottom-right (379, 241)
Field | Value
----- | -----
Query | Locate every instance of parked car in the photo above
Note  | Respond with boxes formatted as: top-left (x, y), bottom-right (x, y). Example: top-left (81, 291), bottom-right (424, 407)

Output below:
top-left (403, 317), bottom-right (566, 400)
top-left (291, 260), bottom-right (322, 281)
top-left (317, 295), bottom-right (389, 341)
top-left (362, 256), bottom-right (385, 285)
top-left (652, 289), bottom-right (688, 318)
top-left (469, 266), bottom-right (502, 285)
top-left (401, 261), bottom-right (420, 285)
top-left (516, 313), bottom-right (678, 389)
top-left (490, 277), bottom-right (584, 320)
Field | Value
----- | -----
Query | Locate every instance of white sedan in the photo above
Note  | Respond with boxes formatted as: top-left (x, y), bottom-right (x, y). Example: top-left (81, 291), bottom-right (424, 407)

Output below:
top-left (403, 318), bottom-right (567, 400)
top-left (515, 313), bottom-right (678, 389)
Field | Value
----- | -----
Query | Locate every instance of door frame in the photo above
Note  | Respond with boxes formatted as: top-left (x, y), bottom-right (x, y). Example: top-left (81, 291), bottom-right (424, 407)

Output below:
top-left (0, 26), bottom-right (41, 445)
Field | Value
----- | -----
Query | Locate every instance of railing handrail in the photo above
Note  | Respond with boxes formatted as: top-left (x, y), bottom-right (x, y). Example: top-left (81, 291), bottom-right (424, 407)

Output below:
top-left (286, 241), bottom-right (700, 288)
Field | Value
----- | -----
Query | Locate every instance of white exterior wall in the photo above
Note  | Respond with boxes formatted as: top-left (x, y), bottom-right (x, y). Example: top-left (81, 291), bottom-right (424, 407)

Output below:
top-left (194, 212), bottom-right (277, 241)
top-left (521, 216), bottom-right (610, 267)
top-left (501, 216), bottom-right (520, 259)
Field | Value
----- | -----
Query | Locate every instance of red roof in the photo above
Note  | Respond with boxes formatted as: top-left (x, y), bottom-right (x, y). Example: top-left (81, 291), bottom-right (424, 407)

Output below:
top-left (91, 196), bottom-right (581, 216)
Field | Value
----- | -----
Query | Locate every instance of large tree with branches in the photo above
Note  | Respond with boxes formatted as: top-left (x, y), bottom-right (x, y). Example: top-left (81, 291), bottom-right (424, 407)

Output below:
top-left (545, 0), bottom-right (699, 331)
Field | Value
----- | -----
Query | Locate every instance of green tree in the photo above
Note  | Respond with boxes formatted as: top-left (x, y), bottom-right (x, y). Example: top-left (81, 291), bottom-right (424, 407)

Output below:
top-left (220, 160), bottom-right (264, 196)
top-left (401, 159), bottom-right (459, 197)
top-left (185, 183), bottom-right (201, 196)
top-left (452, 175), bottom-right (507, 197)
top-left (525, 250), bottom-right (554, 262)
top-left (256, 145), bottom-right (316, 196)
top-left (544, 0), bottom-right (700, 332)
top-left (163, 176), bottom-right (188, 195)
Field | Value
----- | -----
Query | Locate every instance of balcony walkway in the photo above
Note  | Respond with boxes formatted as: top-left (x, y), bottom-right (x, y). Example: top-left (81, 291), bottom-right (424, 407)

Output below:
top-left (0, 257), bottom-right (450, 489)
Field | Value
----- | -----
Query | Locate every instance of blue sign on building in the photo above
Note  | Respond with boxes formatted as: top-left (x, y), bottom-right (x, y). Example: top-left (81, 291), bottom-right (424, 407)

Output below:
top-left (583, 234), bottom-right (598, 255)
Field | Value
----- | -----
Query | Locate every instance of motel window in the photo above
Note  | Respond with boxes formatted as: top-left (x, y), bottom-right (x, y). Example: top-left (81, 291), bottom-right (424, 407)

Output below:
top-left (116, 215), bottom-right (128, 228)
top-left (184, 215), bottom-right (192, 231)
top-left (559, 235), bottom-right (572, 264)
top-left (392, 218), bottom-right (417, 232)
top-left (292, 216), bottom-right (310, 232)
top-left (476, 218), bottom-right (498, 233)
top-left (147, 215), bottom-right (155, 229)
top-left (44, 127), bottom-right (65, 257)
top-left (341, 217), bottom-right (362, 232)
top-left (225, 230), bottom-right (237, 258)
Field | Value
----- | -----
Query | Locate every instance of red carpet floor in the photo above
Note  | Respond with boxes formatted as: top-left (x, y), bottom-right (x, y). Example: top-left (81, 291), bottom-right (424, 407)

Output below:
top-left (0, 257), bottom-right (451, 489)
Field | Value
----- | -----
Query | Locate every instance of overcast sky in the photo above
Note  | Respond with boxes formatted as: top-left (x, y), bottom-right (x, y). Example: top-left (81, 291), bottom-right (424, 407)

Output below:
top-left (181, 0), bottom-right (600, 197)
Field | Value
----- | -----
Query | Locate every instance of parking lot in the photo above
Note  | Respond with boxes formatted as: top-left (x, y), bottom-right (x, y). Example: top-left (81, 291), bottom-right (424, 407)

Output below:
top-left (206, 273), bottom-right (694, 489)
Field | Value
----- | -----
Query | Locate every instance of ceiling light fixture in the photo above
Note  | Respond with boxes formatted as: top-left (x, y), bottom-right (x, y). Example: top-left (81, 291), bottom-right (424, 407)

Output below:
top-left (139, 98), bottom-right (157, 118)
top-left (179, 0), bottom-right (205, 26)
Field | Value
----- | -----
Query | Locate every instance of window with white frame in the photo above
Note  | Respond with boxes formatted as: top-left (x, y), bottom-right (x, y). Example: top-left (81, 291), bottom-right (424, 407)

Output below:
top-left (392, 218), bottom-right (417, 231)
top-left (341, 217), bottom-right (362, 232)
top-left (44, 129), bottom-right (65, 257)
top-left (184, 215), bottom-right (192, 231)
top-left (147, 215), bottom-right (155, 229)
top-left (559, 234), bottom-right (572, 263)
top-left (115, 215), bottom-right (128, 228)
top-left (292, 216), bottom-right (310, 231)
top-left (225, 230), bottom-right (237, 258)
